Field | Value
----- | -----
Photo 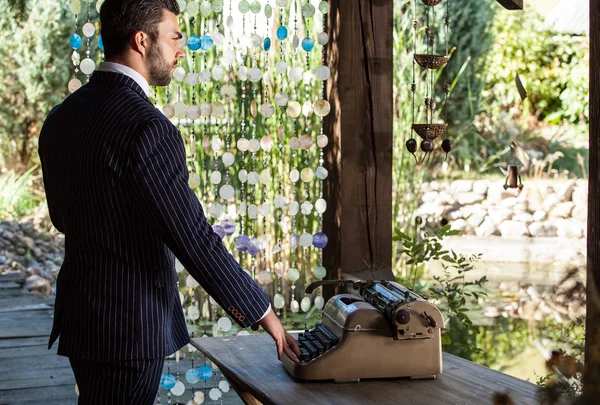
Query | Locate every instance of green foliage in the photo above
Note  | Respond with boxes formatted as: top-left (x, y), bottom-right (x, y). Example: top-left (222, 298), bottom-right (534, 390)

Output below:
top-left (482, 8), bottom-right (589, 125)
top-left (394, 225), bottom-right (486, 354)
top-left (0, 167), bottom-right (40, 219)
top-left (0, 0), bottom-right (72, 171)
top-left (447, 5), bottom-right (588, 176)
top-left (440, 0), bottom-right (496, 128)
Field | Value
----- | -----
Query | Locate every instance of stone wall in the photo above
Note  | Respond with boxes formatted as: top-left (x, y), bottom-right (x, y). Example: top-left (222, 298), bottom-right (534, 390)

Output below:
top-left (414, 179), bottom-right (587, 238)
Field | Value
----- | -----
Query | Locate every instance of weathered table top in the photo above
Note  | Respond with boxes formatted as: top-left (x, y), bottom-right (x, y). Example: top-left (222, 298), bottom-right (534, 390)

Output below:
top-left (192, 334), bottom-right (539, 405)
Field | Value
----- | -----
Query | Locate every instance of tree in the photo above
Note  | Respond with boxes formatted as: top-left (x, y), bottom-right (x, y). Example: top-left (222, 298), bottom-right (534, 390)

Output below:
top-left (0, 0), bottom-right (71, 171)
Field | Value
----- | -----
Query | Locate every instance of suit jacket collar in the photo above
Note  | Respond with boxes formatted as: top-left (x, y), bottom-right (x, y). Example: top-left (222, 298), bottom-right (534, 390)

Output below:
top-left (89, 70), bottom-right (151, 103)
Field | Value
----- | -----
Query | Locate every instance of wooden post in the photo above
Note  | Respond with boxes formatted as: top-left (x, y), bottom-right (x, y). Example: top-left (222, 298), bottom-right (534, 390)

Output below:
top-left (322, 0), bottom-right (395, 298)
top-left (586, 0), bottom-right (600, 395)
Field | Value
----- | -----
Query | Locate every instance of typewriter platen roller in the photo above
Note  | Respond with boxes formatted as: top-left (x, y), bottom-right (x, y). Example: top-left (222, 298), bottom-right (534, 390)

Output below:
top-left (282, 280), bottom-right (445, 382)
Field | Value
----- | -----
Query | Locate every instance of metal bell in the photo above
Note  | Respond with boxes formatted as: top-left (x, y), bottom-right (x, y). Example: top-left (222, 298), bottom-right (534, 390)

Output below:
top-left (503, 165), bottom-right (524, 190)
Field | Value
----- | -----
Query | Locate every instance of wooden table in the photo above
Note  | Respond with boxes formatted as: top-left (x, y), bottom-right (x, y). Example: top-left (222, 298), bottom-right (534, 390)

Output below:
top-left (192, 334), bottom-right (539, 405)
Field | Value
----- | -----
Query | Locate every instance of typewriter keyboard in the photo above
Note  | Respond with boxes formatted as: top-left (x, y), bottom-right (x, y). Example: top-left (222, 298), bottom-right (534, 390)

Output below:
top-left (296, 323), bottom-right (339, 362)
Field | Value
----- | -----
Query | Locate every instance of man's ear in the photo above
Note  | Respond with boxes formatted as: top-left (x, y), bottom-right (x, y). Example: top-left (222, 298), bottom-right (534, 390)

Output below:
top-left (131, 31), bottom-right (149, 57)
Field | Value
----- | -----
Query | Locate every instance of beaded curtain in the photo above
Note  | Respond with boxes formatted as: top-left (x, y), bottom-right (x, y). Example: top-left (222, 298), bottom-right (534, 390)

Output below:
top-left (67, 0), bottom-right (330, 402)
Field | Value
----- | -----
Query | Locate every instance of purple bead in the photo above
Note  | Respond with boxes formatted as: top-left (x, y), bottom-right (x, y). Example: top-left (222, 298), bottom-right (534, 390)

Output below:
top-left (247, 238), bottom-right (261, 256)
top-left (212, 225), bottom-right (225, 239)
top-left (312, 232), bottom-right (328, 249)
top-left (291, 233), bottom-right (298, 249)
top-left (234, 235), bottom-right (250, 251)
top-left (221, 219), bottom-right (236, 236)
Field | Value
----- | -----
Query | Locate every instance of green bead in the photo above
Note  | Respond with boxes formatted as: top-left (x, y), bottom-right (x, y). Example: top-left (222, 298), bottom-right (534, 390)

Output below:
top-left (313, 266), bottom-right (326, 279)
top-left (249, 1), bottom-right (261, 14)
top-left (238, 0), bottom-right (249, 13)
top-left (319, 1), bottom-right (329, 14)
top-left (265, 4), bottom-right (273, 18)
top-left (69, 0), bottom-right (81, 14)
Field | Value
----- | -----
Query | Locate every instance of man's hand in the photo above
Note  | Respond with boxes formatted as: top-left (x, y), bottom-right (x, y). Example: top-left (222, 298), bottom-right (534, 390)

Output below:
top-left (252, 309), bottom-right (301, 363)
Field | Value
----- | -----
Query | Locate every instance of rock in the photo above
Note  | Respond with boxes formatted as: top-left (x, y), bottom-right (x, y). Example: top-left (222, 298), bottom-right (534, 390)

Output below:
top-left (533, 210), bottom-right (547, 222)
top-left (572, 186), bottom-right (587, 207)
top-left (513, 213), bottom-right (535, 224)
top-left (461, 205), bottom-right (487, 220)
top-left (475, 218), bottom-right (498, 237)
top-left (487, 183), bottom-right (518, 204)
top-left (513, 203), bottom-right (529, 214)
top-left (488, 207), bottom-right (513, 225)
top-left (472, 180), bottom-right (490, 196)
top-left (24, 275), bottom-right (52, 296)
top-left (421, 191), bottom-right (438, 204)
top-left (438, 191), bottom-right (456, 205)
top-left (0, 255), bottom-right (7, 265)
top-left (543, 193), bottom-right (559, 212)
top-left (500, 197), bottom-right (518, 208)
top-left (23, 236), bottom-right (35, 249)
top-left (524, 187), bottom-right (544, 212)
top-left (450, 219), bottom-right (468, 232)
top-left (2, 231), bottom-right (15, 241)
top-left (467, 213), bottom-right (485, 228)
top-left (528, 221), bottom-right (558, 237)
top-left (498, 220), bottom-right (530, 237)
top-left (572, 205), bottom-right (587, 221)
top-left (415, 203), bottom-right (445, 218)
top-left (450, 180), bottom-right (474, 195)
top-left (447, 209), bottom-right (463, 221)
top-left (555, 180), bottom-right (576, 202)
top-left (16, 247), bottom-right (26, 256)
top-left (556, 219), bottom-right (584, 238)
top-left (550, 202), bottom-right (575, 219)
top-left (429, 181), bottom-right (441, 191)
top-left (455, 192), bottom-right (483, 205)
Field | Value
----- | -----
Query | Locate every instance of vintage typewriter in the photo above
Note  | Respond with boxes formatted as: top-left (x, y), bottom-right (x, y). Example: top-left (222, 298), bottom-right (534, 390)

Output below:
top-left (282, 279), bottom-right (445, 382)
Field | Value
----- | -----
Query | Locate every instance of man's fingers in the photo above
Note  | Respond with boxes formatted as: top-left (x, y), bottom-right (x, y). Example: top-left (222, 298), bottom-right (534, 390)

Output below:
top-left (276, 335), bottom-right (283, 361)
top-left (283, 344), bottom-right (300, 364)
top-left (286, 332), bottom-right (302, 357)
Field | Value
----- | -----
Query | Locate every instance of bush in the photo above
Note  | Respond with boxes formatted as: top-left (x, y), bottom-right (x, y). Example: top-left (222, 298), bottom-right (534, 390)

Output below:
top-left (0, 0), bottom-right (72, 171)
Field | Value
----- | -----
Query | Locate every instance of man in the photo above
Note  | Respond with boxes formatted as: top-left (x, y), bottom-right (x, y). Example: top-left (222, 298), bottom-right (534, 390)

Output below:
top-left (38, 0), bottom-right (299, 403)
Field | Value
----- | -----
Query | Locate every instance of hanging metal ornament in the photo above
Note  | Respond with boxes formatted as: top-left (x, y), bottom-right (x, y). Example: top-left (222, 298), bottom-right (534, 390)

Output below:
top-left (496, 0), bottom-right (523, 10)
top-left (407, 0), bottom-right (452, 163)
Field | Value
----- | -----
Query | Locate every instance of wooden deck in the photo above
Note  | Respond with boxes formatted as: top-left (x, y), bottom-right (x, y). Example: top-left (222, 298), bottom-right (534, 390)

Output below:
top-left (0, 272), bottom-right (243, 405)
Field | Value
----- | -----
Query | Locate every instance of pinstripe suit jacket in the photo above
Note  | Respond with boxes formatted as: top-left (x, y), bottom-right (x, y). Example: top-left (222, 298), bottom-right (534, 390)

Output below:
top-left (39, 71), bottom-right (270, 361)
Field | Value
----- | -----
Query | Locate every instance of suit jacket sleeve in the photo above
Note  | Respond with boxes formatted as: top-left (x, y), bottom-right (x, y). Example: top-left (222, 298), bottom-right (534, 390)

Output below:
top-left (129, 118), bottom-right (271, 328)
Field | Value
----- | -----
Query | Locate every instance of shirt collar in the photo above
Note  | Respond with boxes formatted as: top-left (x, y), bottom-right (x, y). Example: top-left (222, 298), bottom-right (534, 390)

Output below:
top-left (97, 62), bottom-right (151, 97)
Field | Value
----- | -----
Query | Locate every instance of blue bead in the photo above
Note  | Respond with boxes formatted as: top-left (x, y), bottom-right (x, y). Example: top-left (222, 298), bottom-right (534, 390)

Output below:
top-left (213, 225), bottom-right (225, 239)
top-left (290, 233), bottom-right (298, 249)
top-left (276, 26), bottom-right (288, 40)
top-left (264, 37), bottom-right (271, 52)
top-left (247, 238), bottom-right (261, 256)
top-left (70, 33), bottom-right (82, 50)
top-left (98, 35), bottom-right (104, 51)
top-left (188, 35), bottom-right (201, 51)
top-left (301, 37), bottom-right (314, 52)
top-left (160, 374), bottom-right (176, 390)
top-left (200, 35), bottom-right (214, 51)
top-left (198, 365), bottom-right (213, 381)
top-left (235, 234), bottom-right (250, 251)
top-left (312, 232), bottom-right (328, 249)
top-left (221, 219), bottom-right (236, 236)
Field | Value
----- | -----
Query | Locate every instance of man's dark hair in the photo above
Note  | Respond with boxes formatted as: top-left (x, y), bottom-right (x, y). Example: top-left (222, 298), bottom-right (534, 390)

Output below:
top-left (100, 0), bottom-right (180, 59)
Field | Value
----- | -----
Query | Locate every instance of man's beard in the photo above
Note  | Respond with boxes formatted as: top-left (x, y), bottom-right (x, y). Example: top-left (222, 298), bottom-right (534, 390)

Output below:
top-left (146, 41), bottom-right (174, 86)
